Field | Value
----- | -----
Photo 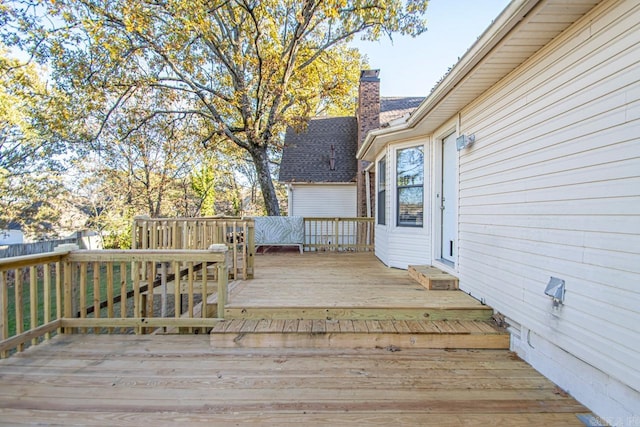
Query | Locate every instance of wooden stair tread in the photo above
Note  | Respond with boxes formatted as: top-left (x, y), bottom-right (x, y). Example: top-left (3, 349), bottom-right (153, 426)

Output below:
top-left (209, 319), bottom-right (509, 350)
top-left (223, 306), bottom-right (493, 322)
top-left (210, 319), bottom-right (505, 335)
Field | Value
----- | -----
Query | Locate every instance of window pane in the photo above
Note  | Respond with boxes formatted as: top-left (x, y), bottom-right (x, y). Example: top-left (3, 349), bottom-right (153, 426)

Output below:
top-left (378, 157), bottom-right (386, 225)
top-left (397, 147), bottom-right (423, 186)
top-left (398, 187), bottom-right (423, 226)
top-left (377, 190), bottom-right (386, 225)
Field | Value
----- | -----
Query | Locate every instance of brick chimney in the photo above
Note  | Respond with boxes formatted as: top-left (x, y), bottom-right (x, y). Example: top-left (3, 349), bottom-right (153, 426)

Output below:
top-left (356, 69), bottom-right (380, 217)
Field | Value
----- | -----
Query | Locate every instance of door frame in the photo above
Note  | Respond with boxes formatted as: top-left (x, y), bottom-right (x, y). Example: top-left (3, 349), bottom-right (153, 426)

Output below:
top-left (432, 126), bottom-right (459, 272)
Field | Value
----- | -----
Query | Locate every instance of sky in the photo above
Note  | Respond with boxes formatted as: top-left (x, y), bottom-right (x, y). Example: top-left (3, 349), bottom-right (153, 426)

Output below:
top-left (351, 0), bottom-right (512, 97)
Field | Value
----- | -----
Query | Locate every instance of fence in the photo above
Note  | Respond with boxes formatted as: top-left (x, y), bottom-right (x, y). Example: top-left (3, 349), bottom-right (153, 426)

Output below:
top-left (0, 238), bottom-right (78, 259)
top-left (131, 217), bottom-right (254, 279)
top-left (303, 217), bottom-right (374, 252)
top-left (0, 247), bottom-right (228, 357)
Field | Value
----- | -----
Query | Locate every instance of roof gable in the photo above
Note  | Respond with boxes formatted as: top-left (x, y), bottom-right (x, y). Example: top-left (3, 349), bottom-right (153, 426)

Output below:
top-left (279, 117), bottom-right (358, 183)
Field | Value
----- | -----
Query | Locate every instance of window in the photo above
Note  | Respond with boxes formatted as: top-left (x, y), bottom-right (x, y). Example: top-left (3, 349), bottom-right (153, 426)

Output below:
top-left (396, 146), bottom-right (424, 227)
top-left (377, 157), bottom-right (386, 225)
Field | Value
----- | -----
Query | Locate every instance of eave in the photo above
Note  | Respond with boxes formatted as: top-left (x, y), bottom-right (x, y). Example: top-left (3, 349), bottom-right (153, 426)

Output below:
top-left (357, 0), bottom-right (602, 161)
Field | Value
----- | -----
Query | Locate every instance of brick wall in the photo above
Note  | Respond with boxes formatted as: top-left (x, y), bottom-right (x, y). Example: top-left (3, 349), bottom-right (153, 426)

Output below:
top-left (356, 70), bottom-right (380, 217)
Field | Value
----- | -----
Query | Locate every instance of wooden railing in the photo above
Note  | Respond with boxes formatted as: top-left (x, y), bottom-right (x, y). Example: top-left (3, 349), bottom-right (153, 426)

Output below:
top-left (0, 246), bottom-right (228, 358)
top-left (132, 216), bottom-right (254, 279)
top-left (303, 217), bottom-right (374, 252)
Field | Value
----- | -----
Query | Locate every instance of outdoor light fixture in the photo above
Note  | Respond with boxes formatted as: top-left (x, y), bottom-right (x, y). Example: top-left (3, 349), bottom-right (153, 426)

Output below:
top-left (545, 276), bottom-right (565, 307)
top-left (456, 134), bottom-right (475, 151)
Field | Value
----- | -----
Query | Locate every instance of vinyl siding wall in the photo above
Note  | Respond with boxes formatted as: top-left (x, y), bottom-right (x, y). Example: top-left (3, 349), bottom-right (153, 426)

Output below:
top-left (288, 184), bottom-right (356, 218)
top-left (375, 141), bottom-right (431, 269)
top-left (374, 153), bottom-right (390, 265)
top-left (456, 0), bottom-right (639, 417)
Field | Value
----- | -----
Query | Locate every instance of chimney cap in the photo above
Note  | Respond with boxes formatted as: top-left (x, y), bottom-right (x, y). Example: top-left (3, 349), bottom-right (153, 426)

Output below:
top-left (360, 69), bottom-right (380, 82)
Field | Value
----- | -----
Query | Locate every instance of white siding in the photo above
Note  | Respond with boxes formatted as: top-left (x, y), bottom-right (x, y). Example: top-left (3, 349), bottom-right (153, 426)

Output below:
top-left (375, 141), bottom-right (431, 269)
top-left (288, 184), bottom-right (356, 218)
top-left (457, 0), bottom-right (640, 417)
top-left (374, 151), bottom-right (390, 266)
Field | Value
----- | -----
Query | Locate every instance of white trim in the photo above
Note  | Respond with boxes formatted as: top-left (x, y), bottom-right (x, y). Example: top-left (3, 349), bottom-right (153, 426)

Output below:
top-left (391, 140), bottom-right (428, 232)
top-left (431, 122), bottom-right (458, 272)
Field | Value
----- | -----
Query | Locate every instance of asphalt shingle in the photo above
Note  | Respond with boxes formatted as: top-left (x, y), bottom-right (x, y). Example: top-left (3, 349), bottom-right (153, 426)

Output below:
top-left (279, 117), bottom-right (358, 183)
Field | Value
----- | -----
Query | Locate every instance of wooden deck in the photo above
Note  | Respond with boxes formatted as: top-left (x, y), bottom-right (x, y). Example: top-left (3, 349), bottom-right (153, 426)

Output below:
top-left (0, 334), bottom-right (590, 426)
top-left (224, 252), bottom-right (493, 321)
top-left (0, 251), bottom-right (595, 424)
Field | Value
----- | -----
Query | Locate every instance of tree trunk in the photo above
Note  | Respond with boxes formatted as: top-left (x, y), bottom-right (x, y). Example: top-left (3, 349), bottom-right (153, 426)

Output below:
top-left (249, 145), bottom-right (280, 216)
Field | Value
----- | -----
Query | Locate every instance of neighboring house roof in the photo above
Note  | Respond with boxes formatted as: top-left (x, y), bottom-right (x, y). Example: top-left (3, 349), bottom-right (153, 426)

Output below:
top-left (279, 117), bottom-right (358, 183)
top-left (380, 97), bottom-right (425, 125)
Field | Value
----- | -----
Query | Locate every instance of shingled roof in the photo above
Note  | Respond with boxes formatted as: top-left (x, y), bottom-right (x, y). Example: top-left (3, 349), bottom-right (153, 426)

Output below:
top-left (279, 117), bottom-right (357, 183)
top-left (380, 97), bottom-right (425, 125)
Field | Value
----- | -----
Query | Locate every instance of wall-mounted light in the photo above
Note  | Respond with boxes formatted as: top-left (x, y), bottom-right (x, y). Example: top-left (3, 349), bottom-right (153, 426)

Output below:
top-left (456, 134), bottom-right (475, 151)
top-left (545, 276), bottom-right (565, 307)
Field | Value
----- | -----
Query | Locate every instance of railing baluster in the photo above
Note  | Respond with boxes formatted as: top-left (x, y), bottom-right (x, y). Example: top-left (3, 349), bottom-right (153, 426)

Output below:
top-left (133, 261), bottom-right (140, 335)
top-left (30, 266), bottom-right (38, 345)
top-left (187, 261), bottom-right (194, 334)
top-left (146, 261), bottom-right (155, 334)
top-left (106, 262), bottom-right (114, 333)
top-left (173, 261), bottom-right (180, 320)
top-left (119, 261), bottom-right (127, 334)
top-left (79, 263), bottom-right (87, 334)
top-left (63, 257), bottom-right (72, 333)
top-left (160, 262), bottom-right (167, 321)
top-left (44, 264), bottom-right (51, 340)
top-left (217, 262), bottom-right (227, 319)
top-left (172, 220), bottom-right (178, 249)
top-left (56, 260), bottom-right (62, 335)
top-left (15, 270), bottom-right (23, 352)
top-left (201, 261), bottom-right (207, 334)
top-left (92, 262), bottom-right (100, 334)
top-left (1, 271), bottom-right (8, 358)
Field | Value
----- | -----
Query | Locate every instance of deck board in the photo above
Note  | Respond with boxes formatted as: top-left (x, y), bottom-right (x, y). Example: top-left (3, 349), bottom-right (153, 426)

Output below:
top-left (0, 334), bottom-right (590, 425)
top-left (224, 253), bottom-right (492, 320)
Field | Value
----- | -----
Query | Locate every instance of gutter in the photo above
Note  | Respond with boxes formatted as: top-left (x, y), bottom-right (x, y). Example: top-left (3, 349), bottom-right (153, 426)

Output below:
top-left (356, 0), bottom-right (539, 160)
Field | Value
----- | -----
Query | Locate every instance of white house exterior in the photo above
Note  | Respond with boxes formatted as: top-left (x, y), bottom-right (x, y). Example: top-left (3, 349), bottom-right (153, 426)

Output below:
top-left (279, 117), bottom-right (359, 218)
top-left (287, 183), bottom-right (356, 217)
top-left (0, 229), bottom-right (24, 245)
top-left (358, 0), bottom-right (640, 422)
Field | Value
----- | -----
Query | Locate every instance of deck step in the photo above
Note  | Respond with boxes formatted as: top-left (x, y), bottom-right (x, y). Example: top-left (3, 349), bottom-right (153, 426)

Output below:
top-left (408, 265), bottom-right (459, 290)
top-left (209, 319), bottom-right (509, 349)
top-left (223, 306), bottom-right (493, 321)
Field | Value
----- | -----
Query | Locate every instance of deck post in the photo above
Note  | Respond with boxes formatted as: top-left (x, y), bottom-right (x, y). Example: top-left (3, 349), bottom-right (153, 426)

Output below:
top-left (217, 263), bottom-right (227, 319)
top-left (209, 244), bottom-right (228, 319)
top-left (55, 244), bottom-right (79, 334)
top-left (245, 218), bottom-right (255, 279)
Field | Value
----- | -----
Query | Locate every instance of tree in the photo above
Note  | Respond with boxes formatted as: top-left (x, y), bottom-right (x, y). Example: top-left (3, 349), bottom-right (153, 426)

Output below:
top-left (0, 45), bottom-right (77, 237)
top-left (76, 86), bottom-right (211, 224)
top-left (3, 0), bottom-right (428, 215)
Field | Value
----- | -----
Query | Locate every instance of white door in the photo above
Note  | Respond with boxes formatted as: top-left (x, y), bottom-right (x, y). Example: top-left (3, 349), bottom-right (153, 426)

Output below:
top-left (441, 133), bottom-right (457, 264)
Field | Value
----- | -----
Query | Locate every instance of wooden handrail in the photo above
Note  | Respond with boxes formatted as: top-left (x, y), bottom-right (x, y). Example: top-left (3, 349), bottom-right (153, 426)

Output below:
top-left (131, 217), bottom-right (254, 279)
top-left (0, 247), bottom-right (228, 358)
